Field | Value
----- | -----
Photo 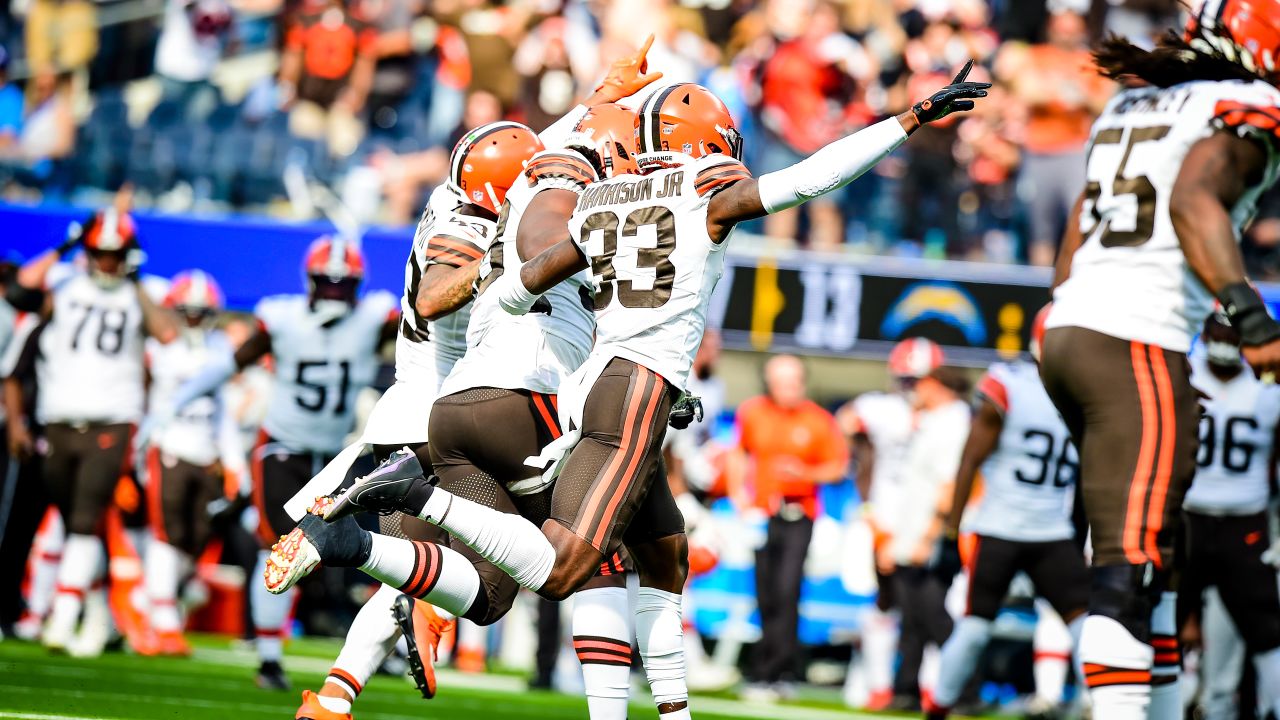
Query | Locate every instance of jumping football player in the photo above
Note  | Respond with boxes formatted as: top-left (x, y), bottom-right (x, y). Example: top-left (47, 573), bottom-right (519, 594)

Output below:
top-left (155, 237), bottom-right (397, 688)
top-left (4, 209), bottom-right (179, 654)
top-left (1179, 311), bottom-right (1280, 719)
top-left (139, 270), bottom-right (246, 657)
top-left (928, 306), bottom-right (1089, 719)
top-left (316, 66), bottom-right (988, 720)
top-left (1042, 3), bottom-right (1280, 717)
top-left (270, 103), bottom-right (654, 720)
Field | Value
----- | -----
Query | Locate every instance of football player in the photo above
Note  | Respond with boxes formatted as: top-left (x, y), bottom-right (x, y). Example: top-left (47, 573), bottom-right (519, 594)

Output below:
top-left (314, 66), bottom-right (988, 720)
top-left (836, 336), bottom-right (942, 710)
top-left (1042, 3), bottom-right (1280, 717)
top-left (1179, 311), bottom-right (1280, 719)
top-left (280, 44), bottom-right (664, 720)
top-left (139, 270), bottom-right (246, 656)
top-left (154, 237), bottom-right (397, 688)
top-left (270, 103), bottom-right (653, 720)
top-left (928, 306), bottom-right (1089, 719)
top-left (4, 209), bottom-right (179, 654)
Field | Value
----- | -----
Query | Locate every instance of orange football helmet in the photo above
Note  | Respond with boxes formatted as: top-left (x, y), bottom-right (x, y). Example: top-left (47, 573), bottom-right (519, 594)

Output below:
top-left (1187, 0), bottom-right (1280, 80)
top-left (568, 103), bottom-right (639, 178)
top-left (447, 121), bottom-right (544, 214)
top-left (165, 269), bottom-right (224, 313)
top-left (887, 337), bottom-right (944, 380)
top-left (304, 235), bottom-right (365, 307)
top-left (634, 83), bottom-right (743, 170)
top-left (82, 209), bottom-right (139, 253)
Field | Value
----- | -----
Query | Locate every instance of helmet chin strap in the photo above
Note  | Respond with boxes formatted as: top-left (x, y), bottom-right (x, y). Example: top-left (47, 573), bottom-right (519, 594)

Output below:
top-left (484, 182), bottom-right (500, 214)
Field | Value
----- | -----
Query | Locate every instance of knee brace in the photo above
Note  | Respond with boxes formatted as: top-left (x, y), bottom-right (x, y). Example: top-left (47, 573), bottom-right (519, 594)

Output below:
top-left (1088, 564), bottom-right (1165, 643)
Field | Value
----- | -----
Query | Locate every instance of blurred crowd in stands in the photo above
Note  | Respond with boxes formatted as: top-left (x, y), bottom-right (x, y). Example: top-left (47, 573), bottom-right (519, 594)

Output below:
top-left (2, 0), bottom-right (1280, 274)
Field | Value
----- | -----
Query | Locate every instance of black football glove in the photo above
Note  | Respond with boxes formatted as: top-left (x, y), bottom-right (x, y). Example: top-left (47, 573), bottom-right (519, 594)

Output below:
top-left (912, 60), bottom-right (991, 125)
top-left (932, 535), bottom-right (963, 581)
top-left (1219, 281), bottom-right (1280, 347)
top-left (668, 392), bottom-right (704, 430)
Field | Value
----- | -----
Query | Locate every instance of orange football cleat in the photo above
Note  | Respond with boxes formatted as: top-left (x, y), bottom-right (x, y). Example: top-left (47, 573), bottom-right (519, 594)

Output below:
top-left (295, 690), bottom-right (352, 720)
top-left (391, 595), bottom-right (454, 699)
top-left (155, 630), bottom-right (192, 657)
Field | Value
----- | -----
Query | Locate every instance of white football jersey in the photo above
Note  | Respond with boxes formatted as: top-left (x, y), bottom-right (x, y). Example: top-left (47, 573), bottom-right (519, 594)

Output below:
top-left (1049, 79), bottom-right (1280, 352)
top-left (1185, 355), bottom-right (1280, 515)
top-left (147, 331), bottom-right (234, 466)
top-left (37, 274), bottom-right (146, 424)
top-left (398, 184), bottom-right (496, 389)
top-left (257, 291), bottom-right (396, 454)
top-left (967, 360), bottom-right (1077, 542)
top-left (847, 391), bottom-right (914, 531)
top-left (441, 149), bottom-right (597, 397)
top-left (567, 153), bottom-right (750, 390)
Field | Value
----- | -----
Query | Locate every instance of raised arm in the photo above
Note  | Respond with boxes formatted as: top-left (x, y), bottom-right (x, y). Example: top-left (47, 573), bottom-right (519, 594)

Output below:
top-left (415, 262), bottom-right (480, 320)
top-left (539, 35), bottom-right (663, 147)
top-left (1171, 131), bottom-right (1280, 376)
top-left (137, 281), bottom-right (179, 344)
top-left (705, 62), bottom-right (989, 242)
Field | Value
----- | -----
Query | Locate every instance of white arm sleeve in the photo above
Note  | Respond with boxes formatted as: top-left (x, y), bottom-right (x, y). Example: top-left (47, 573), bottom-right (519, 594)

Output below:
top-left (492, 271), bottom-right (540, 315)
top-left (538, 105), bottom-right (589, 149)
top-left (756, 117), bottom-right (909, 214)
top-left (171, 346), bottom-right (237, 413)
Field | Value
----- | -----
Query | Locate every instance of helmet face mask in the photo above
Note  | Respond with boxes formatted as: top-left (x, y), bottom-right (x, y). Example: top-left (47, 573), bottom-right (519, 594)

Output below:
top-left (165, 269), bottom-right (224, 329)
top-left (1186, 0), bottom-right (1280, 82)
top-left (303, 236), bottom-right (364, 319)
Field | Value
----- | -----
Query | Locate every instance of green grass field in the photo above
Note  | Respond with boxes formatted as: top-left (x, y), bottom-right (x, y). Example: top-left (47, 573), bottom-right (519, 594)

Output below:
top-left (0, 634), bottom-right (930, 720)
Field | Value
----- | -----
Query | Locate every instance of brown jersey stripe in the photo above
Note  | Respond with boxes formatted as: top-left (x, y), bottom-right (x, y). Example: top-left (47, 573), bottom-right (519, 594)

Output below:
top-left (694, 160), bottom-right (748, 184)
top-left (427, 235), bottom-right (484, 261)
top-left (426, 245), bottom-right (482, 268)
top-left (526, 154), bottom-right (596, 187)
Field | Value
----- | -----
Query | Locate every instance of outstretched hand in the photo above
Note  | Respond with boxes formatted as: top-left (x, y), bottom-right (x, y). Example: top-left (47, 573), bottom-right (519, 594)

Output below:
top-left (593, 34), bottom-right (665, 103)
top-left (912, 60), bottom-right (991, 125)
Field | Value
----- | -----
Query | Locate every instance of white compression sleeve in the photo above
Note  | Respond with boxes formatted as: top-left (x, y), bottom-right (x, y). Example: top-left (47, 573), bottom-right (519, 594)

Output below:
top-left (539, 105), bottom-right (589, 149)
top-left (756, 117), bottom-right (909, 214)
top-left (491, 272), bottom-right (540, 316)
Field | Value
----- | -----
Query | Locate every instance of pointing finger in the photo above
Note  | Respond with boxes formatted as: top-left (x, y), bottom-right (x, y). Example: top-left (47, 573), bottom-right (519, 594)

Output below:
top-left (951, 59), bottom-right (973, 85)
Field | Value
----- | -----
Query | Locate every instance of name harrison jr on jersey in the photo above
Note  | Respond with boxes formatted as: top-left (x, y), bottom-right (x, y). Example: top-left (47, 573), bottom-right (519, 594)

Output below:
top-left (576, 171), bottom-right (685, 212)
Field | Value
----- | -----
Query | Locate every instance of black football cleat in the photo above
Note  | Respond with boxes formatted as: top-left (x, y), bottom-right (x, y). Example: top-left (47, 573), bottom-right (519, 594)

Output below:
top-left (256, 660), bottom-right (291, 691)
top-left (323, 448), bottom-right (435, 522)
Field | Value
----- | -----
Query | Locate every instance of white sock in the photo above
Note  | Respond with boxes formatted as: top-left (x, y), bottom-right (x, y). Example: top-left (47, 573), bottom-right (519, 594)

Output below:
top-left (359, 535), bottom-right (480, 618)
top-left (1149, 592), bottom-right (1180, 720)
top-left (327, 583), bottom-right (402, 699)
top-left (27, 511), bottom-right (65, 619)
top-left (921, 644), bottom-right (941, 698)
top-left (635, 587), bottom-right (688, 717)
top-left (935, 616), bottom-right (992, 708)
top-left (420, 490), bottom-right (556, 592)
top-left (1080, 614), bottom-right (1153, 720)
top-left (1253, 646), bottom-right (1280, 718)
top-left (317, 695), bottom-right (352, 714)
top-left (252, 550), bottom-right (292, 662)
top-left (1033, 605), bottom-right (1073, 706)
top-left (145, 541), bottom-right (184, 632)
top-left (573, 587), bottom-right (633, 720)
top-left (47, 534), bottom-right (104, 640)
top-left (863, 608), bottom-right (899, 695)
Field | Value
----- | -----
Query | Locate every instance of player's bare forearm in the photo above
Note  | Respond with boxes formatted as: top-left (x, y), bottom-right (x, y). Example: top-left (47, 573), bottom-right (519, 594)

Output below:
top-left (137, 282), bottom-right (179, 344)
top-left (1173, 133), bottom-right (1264, 295)
top-left (851, 434), bottom-right (875, 501)
top-left (519, 240), bottom-right (588, 295)
top-left (15, 250), bottom-right (59, 290)
top-left (233, 328), bottom-right (273, 371)
top-left (945, 399), bottom-right (1002, 536)
top-left (1053, 192), bottom-right (1086, 290)
top-left (516, 188), bottom-right (580, 261)
top-left (416, 261), bottom-right (479, 320)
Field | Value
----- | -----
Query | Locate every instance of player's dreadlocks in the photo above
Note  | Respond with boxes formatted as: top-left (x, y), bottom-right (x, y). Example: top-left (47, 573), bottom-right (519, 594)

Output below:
top-left (1093, 28), bottom-right (1262, 89)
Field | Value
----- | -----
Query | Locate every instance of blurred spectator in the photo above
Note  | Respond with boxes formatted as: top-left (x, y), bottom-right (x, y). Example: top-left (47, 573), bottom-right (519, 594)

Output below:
top-left (1002, 8), bottom-right (1112, 265)
top-left (513, 16), bottom-right (579, 132)
top-left (279, 0), bottom-right (378, 157)
top-left (359, 0), bottom-right (419, 125)
top-left (2, 69), bottom-right (75, 192)
top-left (25, 0), bottom-right (98, 76)
top-left (730, 354), bottom-right (848, 702)
top-left (1103, 0), bottom-right (1181, 48)
top-left (747, 0), bottom-right (874, 250)
top-left (884, 366), bottom-right (969, 709)
top-left (154, 0), bottom-right (233, 123)
top-left (666, 329), bottom-right (726, 498)
top-left (0, 46), bottom-right (21, 155)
